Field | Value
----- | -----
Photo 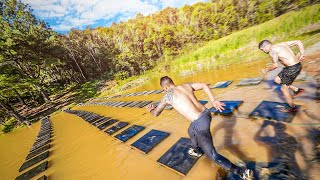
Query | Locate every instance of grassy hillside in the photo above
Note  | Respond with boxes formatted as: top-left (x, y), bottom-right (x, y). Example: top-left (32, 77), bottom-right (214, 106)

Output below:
top-left (169, 4), bottom-right (320, 72)
top-left (101, 4), bottom-right (320, 96)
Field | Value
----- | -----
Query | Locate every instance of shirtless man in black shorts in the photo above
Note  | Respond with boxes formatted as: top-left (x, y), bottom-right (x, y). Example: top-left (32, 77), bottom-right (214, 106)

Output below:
top-left (259, 40), bottom-right (305, 112)
top-left (146, 76), bottom-right (253, 179)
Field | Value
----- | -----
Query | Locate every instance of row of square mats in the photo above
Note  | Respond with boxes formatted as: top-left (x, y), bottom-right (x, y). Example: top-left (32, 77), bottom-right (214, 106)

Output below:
top-left (63, 100), bottom-right (299, 176)
top-left (16, 117), bottom-right (52, 180)
top-left (96, 77), bottom-right (265, 100)
top-left (81, 99), bottom-right (299, 122)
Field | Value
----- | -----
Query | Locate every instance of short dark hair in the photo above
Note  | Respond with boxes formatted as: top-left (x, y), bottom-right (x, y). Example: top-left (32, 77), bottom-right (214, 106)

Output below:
top-left (258, 40), bottom-right (271, 49)
top-left (160, 76), bottom-right (174, 86)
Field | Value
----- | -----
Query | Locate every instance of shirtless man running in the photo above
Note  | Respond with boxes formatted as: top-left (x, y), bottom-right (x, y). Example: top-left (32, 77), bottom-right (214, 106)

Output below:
top-left (146, 76), bottom-right (253, 180)
top-left (259, 40), bottom-right (305, 112)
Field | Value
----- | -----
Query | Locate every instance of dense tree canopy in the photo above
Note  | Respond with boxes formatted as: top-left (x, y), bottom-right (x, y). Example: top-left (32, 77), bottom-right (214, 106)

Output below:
top-left (0, 0), bottom-right (319, 124)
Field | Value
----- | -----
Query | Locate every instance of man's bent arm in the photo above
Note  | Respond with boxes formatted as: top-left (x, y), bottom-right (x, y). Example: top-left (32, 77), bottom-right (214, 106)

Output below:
top-left (189, 82), bottom-right (216, 102)
top-left (286, 40), bottom-right (305, 56)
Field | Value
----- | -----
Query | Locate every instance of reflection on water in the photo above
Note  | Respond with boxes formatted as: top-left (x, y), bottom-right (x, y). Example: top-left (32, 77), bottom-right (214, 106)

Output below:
top-left (1, 59), bottom-right (320, 179)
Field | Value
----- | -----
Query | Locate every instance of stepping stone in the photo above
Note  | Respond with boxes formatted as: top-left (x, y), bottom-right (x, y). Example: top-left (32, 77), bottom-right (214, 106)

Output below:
top-left (16, 161), bottom-right (48, 180)
top-left (237, 77), bottom-right (263, 86)
top-left (153, 89), bottom-right (164, 94)
top-left (209, 101), bottom-right (244, 116)
top-left (127, 101), bottom-right (143, 107)
top-left (37, 131), bottom-right (51, 137)
top-left (121, 101), bottom-right (134, 107)
top-left (115, 125), bottom-right (145, 142)
top-left (34, 136), bottom-right (51, 145)
top-left (113, 102), bottom-right (123, 107)
top-left (131, 130), bottom-right (170, 154)
top-left (104, 122), bottom-right (129, 135)
top-left (90, 117), bottom-right (105, 124)
top-left (84, 116), bottom-right (101, 123)
top-left (109, 101), bottom-right (118, 106)
top-left (30, 140), bottom-right (51, 152)
top-left (137, 101), bottom-right (153, 108)
top-left (116, 102), bottom-right (127, 107)
top-left (157, 137), bottom-right (201, 176)
top-left (210, 81), bottom-right (233, 88)
top-left (133, 101), bottom-right (148, 108)
top-left (19, 151), bottom-right (50, 172)
top-left (92, 117), bottom-right (110, 126)
top-left (26, 145), bottom-right (50, 160)
top-left (146, 90), bottom-right (156, 95)
top-left (36, 132), bottom-right (51, 139)
top-left (199, 100), bottom-right (208, 105)
top-left (97, 119), bottom-right (118, 130)
top-left (37, 175), bottom-right (47, 180)
top-left (249, 101), bottom-right (300, 122)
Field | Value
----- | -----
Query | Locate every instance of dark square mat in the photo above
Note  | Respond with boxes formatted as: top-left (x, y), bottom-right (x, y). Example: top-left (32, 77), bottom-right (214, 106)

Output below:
top-left (117, 102), bottom-right (127, 107)
top-left (16, 161), bottom-right (48, 180)
top-left (153, 89), bottom-right (164, 94)
top-left (127, 101), bottom-right (142, 107)
top-left (209, 101), bottom-right (244, 116)
top-left (92, 117), bottom-right (110, 126)
top-left (19, 151), bottom-right (50, 172)
top-left (37, 175), bottom-right (47, 180)
top-left (121, 101), bottom-right (134, 107)
top-left (137, 101), bottom-right (153, 108)
top-left (133, 101), bottom-right (146, 108)
top-left (157, 137), bottom-right (201, 176)
top-left (249, 101), bottom-right (300, 122)
top-left (105, 122), bottom-right (129, 135)
top-left (97, 119), bottom-right (118, 130)
top-left (26, 145), bottom-right (50, 161)
top-left (31, 140), bottom-right (51, 152)
top-left (210, 81), bottom-right (233, 88)
top-left (131, 129), bottom-right (169, 154)
top-left (199, 100), bottom-right (208, 105)
top-left (237, 77), bottom-right (263, 86)
top-left (115, 125), bottom-right (145, 142)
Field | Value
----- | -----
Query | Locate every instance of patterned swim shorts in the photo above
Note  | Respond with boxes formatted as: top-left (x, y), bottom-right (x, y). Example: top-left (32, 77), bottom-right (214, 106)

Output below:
top-left (278, 62), bottom-right (302, 85)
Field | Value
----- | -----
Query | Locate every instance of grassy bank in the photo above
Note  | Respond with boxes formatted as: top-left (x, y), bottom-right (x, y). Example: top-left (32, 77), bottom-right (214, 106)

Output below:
top-left (99, 4), bottom-right (320, 97)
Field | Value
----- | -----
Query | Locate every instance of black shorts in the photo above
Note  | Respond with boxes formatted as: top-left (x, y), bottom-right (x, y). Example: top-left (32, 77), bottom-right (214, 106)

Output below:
top-left (278, 62), bottom-right (302, 86)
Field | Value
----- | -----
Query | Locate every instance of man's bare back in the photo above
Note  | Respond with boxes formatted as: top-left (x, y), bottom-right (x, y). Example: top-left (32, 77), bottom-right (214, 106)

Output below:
top-left (163, 84), bottom-right (206, 121)
top-left (147, 80), bottom-right (225, 122)
top-left (270, 42), bottom-right (300, 66)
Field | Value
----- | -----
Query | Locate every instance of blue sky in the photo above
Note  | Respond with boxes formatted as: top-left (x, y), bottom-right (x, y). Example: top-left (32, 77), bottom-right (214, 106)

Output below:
top-left (21, 0), bottom-right (208, 33)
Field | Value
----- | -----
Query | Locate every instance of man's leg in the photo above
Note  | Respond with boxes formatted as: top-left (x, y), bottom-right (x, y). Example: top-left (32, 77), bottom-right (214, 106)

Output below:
top-left (195, 129), bottom-right (244, 176)
top-left (289, 85), bottom-right (299, 92)
top-left (281, 84), bottom-right (295, 107)
top-left (188, 124), bottom-right (198, 148)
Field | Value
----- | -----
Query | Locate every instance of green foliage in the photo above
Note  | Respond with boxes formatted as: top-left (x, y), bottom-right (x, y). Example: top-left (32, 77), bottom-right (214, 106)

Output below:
top-left (1, 118), bottom-right (17, 133)
top-left (113, 71), bottom-right (129, 81)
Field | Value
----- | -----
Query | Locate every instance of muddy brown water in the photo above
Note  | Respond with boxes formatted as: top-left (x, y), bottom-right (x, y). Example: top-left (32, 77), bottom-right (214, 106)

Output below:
top-left (1, 59), bottom-right (320, 179)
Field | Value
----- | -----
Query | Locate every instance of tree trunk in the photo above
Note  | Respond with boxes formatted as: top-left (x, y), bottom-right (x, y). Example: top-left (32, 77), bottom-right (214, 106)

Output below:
top-left (35, 85), bottom-right (51, 103)
top-left (13, 88), bottom-right (28, 107)
top-left (0, 100), bottom-right (28, 124)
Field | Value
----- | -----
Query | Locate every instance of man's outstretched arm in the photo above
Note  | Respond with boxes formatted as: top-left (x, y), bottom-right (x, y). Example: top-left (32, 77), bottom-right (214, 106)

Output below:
top-left (146, 92), bottom-right (172, 116)
top-left (189, 82), bottom-right (225, 112)
top-left (262, 49), bottom-right (278, 73)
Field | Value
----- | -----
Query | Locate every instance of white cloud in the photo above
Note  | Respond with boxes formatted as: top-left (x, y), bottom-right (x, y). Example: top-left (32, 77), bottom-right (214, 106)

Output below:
top-left (21, 0), bottom-right (207, 32)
